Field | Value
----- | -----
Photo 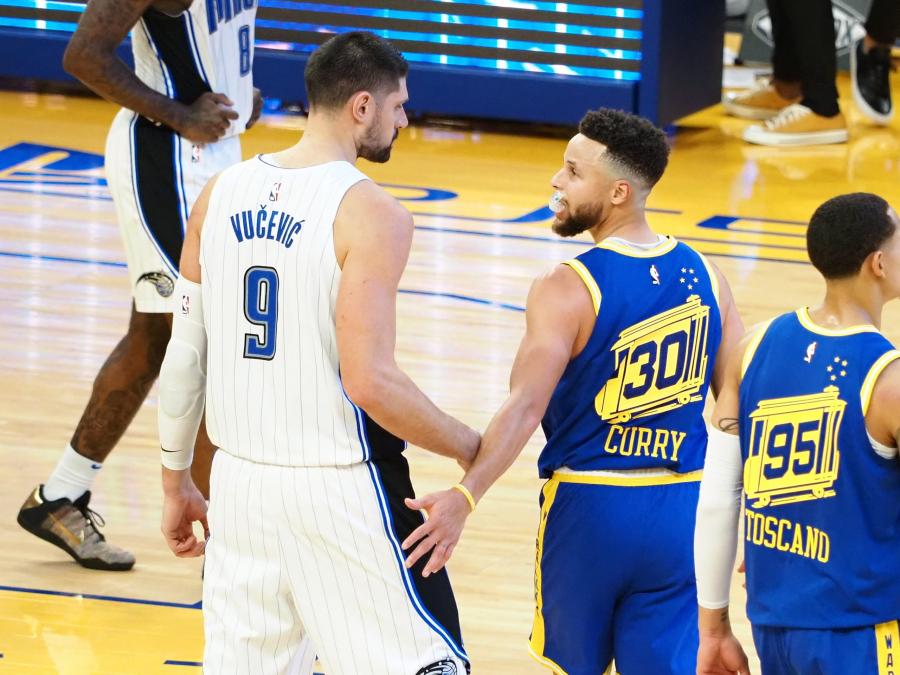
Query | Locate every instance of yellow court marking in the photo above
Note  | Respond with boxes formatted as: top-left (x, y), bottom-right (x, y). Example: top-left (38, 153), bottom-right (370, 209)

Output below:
top-left (0, 587), bottom-right (203, 673)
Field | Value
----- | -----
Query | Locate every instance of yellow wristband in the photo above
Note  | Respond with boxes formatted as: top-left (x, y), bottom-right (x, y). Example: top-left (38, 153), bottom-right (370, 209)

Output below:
top-left (451, 483), bottom-right (476, 512)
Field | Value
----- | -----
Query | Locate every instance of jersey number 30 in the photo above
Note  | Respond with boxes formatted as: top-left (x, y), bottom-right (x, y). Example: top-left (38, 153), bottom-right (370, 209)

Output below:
top-left (243, 266), bottom-right (278, 360)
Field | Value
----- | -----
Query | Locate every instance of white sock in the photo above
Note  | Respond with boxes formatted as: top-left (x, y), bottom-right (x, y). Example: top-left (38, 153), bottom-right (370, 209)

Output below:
top-left (43, 444), bottom-right (102, 502)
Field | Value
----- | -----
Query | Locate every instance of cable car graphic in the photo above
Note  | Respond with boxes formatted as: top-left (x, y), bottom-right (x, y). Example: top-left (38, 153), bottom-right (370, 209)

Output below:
top-left (595, 295), bottom-right (710, 423)
top-left (744, 386), bottom-right (844, 508)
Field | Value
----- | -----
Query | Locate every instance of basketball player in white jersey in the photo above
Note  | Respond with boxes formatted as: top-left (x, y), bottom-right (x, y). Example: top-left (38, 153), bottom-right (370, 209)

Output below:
top-left (17, 0), bottom-right (261, 570)
top-left (157, 32), bottom-right (479, 674)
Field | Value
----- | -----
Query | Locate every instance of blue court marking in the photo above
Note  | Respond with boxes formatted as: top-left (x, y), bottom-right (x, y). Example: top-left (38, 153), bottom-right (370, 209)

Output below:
top-left (400, 288), bottom-right (524, 312)
top-left (0, 185), bottom-right (111, 200)
top-left (0, 249), bottom-right (528, 310)
top-left (412, 223), bottom-right (806, 254)
top-left (0, 250), bottom-right (126, 268)
top-left (0, 584), bottom-right (200, 610)
top-left (698, 214), bottom-right (806, 237)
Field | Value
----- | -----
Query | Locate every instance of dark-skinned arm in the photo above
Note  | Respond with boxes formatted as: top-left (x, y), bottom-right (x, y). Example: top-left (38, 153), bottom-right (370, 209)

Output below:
top-left (63, 0), bottom-right (237, 143)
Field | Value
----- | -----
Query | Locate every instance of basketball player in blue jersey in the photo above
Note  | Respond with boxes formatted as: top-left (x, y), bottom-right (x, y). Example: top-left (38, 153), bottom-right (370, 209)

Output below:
top-left (157, 32), bottom-right (478, 674)
top-left (695, 192), bottom-right (900, 675)
top-left (17, 0), bottom-right (261, 570)
top-left (403, 108), bottom-right (744, 674)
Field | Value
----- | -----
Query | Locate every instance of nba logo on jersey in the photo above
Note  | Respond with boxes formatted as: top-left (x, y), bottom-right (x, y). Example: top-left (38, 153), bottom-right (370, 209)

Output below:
top-left (269, 181), bottom-right (281, 202)
top-left (181, 293), bottom-right (190, 315)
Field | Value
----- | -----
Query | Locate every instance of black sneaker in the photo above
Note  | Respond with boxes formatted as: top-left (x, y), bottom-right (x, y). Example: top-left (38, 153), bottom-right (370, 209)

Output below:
top-left (851, 37), bottom-right (894, 124)
top-left (17, 486), bottom-right (135, 571)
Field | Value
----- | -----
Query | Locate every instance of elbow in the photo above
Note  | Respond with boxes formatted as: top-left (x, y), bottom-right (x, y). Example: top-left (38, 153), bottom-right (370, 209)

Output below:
top-left (62, 39), bottom-right (94, 81)
top-left (62, 43), bottom-right (84, 80)
top-left (342, 369), bottom-right (386, 413)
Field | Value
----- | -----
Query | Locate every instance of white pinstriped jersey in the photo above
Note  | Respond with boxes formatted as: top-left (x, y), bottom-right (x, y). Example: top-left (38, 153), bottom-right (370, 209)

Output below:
top-left (131, 0), bottom-right (256, 137)
top-left (200, 156), bottom-right (373, 467)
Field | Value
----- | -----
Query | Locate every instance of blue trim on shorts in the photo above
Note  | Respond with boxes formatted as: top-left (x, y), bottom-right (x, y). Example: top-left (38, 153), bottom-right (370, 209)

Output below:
top-left (364, 459), bottom-right (470, 664)
top-left (128, 113), bottom-right (178, 275)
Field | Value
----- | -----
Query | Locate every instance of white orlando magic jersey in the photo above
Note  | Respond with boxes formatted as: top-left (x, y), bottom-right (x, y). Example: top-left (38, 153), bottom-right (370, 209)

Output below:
top-left (130, 0), bottom-right (256, 136)
top-left (200, 156), bottom-right (374, 467)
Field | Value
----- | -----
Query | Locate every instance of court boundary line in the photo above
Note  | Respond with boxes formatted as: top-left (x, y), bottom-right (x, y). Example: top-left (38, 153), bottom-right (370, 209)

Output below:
top-left (0, 583), bottom-right (201, 609)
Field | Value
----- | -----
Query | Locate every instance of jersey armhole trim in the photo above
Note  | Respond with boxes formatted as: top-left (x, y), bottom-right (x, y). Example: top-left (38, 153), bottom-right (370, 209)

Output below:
top-left (860, 349), bottom-right (900, 416)
top-left (562, 259), bottom-right (601, 316)
top-left (696, 251), bottom-right (720, 306)
top-left (740, 319), bottom-right (774, 380)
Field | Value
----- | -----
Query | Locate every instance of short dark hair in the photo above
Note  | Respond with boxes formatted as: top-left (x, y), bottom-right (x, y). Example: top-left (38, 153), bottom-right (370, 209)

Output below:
top-left (807, 193), bottom-right (895, 279)
top-left (578, 108), bottom-right (669, 189)
top-left (305, 32), bottom-right (408, 110)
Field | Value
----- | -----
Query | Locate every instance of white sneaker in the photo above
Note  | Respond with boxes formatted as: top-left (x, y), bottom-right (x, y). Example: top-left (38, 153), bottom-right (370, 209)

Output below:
top-left (743, 104), bottom-right (849, 147)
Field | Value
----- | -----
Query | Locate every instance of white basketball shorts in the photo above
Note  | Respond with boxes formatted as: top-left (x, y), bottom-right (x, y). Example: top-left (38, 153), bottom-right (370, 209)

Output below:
top-left (203, 449), bottom-right (470, 675)
top-left (104, 108), bottom-right (241, 313)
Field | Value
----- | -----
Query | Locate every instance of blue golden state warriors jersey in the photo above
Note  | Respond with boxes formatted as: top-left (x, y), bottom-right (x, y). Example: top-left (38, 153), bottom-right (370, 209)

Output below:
top-left (739, 309), bottom-right (900, 628)
top-left (538, 237), bottom-right (722, 478)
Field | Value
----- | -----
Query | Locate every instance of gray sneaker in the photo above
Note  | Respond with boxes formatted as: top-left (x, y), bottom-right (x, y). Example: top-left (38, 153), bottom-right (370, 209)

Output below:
top-left (17, 486), bottom-right (135, 571)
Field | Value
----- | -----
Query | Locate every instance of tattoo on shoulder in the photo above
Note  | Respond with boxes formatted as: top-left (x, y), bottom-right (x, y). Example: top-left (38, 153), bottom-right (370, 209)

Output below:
top-left (717, 418), bottom-right (739, 433)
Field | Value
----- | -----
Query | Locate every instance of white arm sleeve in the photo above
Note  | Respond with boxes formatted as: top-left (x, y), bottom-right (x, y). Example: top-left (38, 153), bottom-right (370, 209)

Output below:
top-left (158, 277), bottom-right (207, 471)
top-left (694, 426), bottom-right (744, 609)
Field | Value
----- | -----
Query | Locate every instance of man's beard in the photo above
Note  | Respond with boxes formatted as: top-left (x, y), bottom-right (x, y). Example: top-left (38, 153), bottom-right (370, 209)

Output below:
top-left (358, 126), bottom-right (398, 164)
top-left (551, 201), bottom-right (603, 238)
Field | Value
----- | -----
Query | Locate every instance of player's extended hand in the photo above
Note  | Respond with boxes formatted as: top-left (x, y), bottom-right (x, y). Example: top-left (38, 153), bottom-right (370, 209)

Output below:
top-left (697, 632), bottom-right (751, 675)
top-left (402, 488), bottom-right (472, 577)
top-left (246, 87), bottom-right (263, 129)
top-left (161, 468), bottom-right (209, 558)
top-left (178, 92), bottom-right (239, 144)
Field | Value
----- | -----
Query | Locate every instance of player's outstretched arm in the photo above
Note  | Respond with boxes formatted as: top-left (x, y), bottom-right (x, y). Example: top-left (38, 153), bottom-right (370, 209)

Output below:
top-left (158, 176), bottom-right (217, 557)
top-left (696, 328), bottom-right (756, 675)
top-left (335, 181), bottom-right (480, 466)
top-left (63, 0), bottom-right (238, 143)
top-left (401, 265), bottom-right (586, 576)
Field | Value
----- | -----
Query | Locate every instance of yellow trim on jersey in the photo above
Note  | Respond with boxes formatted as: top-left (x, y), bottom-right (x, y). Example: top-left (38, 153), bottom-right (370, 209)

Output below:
top-left (875, 620), bottom-right (900, 675)
top-left (563, 259), bottom-right (601, 315)
top-left (861, 350), bottom-right (900, 416)
top-left (696, 251), bottom-right (720, 306)
top-left (596, 235), bottom-right (678, 258)
top-left (530, 477), bottom-right (564, 672)
top-left (553, 469), bottom-right (703, 487)
top-left (740, 319), bottom-right (775, 380)
top-left (527, 643), bottom-right (569, 675)
top-left (796, 307), bottom-right (879, 336)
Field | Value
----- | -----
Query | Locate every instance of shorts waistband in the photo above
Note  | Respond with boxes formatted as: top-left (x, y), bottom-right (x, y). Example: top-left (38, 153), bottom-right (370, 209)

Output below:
top-left (551, 467), bottom-right (703, 487)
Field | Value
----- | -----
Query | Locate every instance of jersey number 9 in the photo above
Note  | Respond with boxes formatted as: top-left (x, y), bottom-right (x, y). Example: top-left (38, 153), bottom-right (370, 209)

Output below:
top-left (243, 266), bottom-right (278, 360)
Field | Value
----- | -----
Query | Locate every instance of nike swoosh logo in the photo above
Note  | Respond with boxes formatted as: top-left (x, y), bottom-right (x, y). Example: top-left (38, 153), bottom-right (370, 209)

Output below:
top-left (90, 464), bottom-right (102, 469)
top-left (161, 448), bottom-right (179, 453)
top-left (46, 512), bottom-right (83, 549)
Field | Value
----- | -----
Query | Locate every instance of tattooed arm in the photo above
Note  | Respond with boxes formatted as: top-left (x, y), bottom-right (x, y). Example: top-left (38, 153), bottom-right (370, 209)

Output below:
top-left (63, 0), bottom-right (237, 143)
top-left (694, 329), bottom-right (760, 675)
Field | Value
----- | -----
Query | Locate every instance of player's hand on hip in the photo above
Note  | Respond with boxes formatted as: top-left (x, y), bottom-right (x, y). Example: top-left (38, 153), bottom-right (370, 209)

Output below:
top-left (178, 92), bottom-right (240, 144)
top-left (161, 469), bottom-right (210, 558)
top-left (246, 87), bottom-right (263, 129)
top-left (402, 489), bottom-right (472, 577)
top-left (697, 633), bottom-right (751, 675)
